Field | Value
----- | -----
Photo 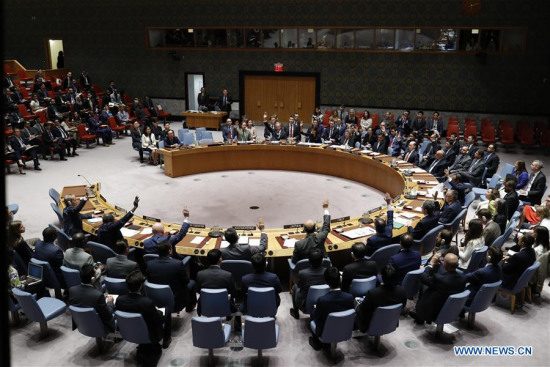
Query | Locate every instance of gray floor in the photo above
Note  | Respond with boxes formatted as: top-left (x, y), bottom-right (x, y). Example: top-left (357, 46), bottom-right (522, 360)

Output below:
top-left (7, 125), bottom-right (550, 366)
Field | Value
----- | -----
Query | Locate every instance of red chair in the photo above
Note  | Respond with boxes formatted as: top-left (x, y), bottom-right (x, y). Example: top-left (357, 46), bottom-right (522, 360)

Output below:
top-left (92, 83), bottom-right (106, 97)
top-left (481, 126), bottom-right (496, 144)
top-left (539, 128), bottom-right (550, 149)
top-left (465, 117), bottom-right (476, 124)
top-left (77, 124), bottom-right (98, 148)
top-left (123, 94), bottom-right (133, 107)
top-left (500, 126), bottom-right (515, 148)
top-left (19, 86), bottom-right (30, 99)
top-left (18, 104), bottom-right (37, 120)
top-left (17, 69), bottom-right (33, 85)
top-left (108, 117), bottom-right (126, 138)
top-left (157, 105), bottom-right (172, 121)
top-left (519, 127), bottom-right (535, 146)
top-left (36, 110), bottom-right (48, 124)
top-left (446, 124), bottom-right (459, 139)
top-left (143, 107), bottom-right (158, 121)
top-left (371, 113), bottom-right (379, 130)
top-left (464, 125), bottom-right (477, 141)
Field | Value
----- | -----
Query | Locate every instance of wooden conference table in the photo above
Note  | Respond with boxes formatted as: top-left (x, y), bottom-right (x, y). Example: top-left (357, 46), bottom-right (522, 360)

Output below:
top-left (181, 111), bottom-right (228, 130)
top-left (60, 143), bottom-right (442, 260)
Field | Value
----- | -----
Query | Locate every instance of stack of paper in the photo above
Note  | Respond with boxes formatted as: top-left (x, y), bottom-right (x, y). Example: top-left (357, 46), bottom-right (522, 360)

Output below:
top-left (341, 227), bottom-right (376, 239)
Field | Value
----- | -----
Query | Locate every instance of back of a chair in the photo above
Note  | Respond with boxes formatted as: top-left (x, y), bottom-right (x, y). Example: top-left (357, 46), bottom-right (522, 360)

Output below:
top-left (246, 287), bottom-right (277, 317)
top-left (195, 127), bottom-right (206, 140)
top-left (87, 241), bottom-right (117, 264)
top-left (413, 224), bottom-right (444, 255)
top-left (200, 288), bottom-right (231, 317)
top-left (435, 290), bottom-right (470, 325)
top-left (158, 140), bottom-right (165, 149)
top-left (143, 254), bottom-right (159, 264)
top-left (305, 284), bottom-right (330, 314)
top-left (349, 276), bottom-right (377, 298)
top-left (12, 288), bottom-right (45, 322)
top-left (487, 174), bottom-right (502, 189)
top-left (144, 281), bottom-right (175, 313)
top-left (463, 191), bottom-right (476, 209)
top-left (192, 316), bottom-right (227, 349)
top-left (446, 209), bottom-right (468, 239)
top-left (60, 265), bottom-right (81, 289)
top-left (220, 260), bottom-right (254, 288)
top-left (199, 138), bottom-right (213, 145)
top-left (402, 268), bottom-right (424, 299)
top-left (508, 262), bottom-right (540, 294)
top-left (177, 129), bottom-right (189, 141)
top-left (468, 281), bottom-right (501, 313)
top-left (319, 309), bottom-right (355, 343)
top-left (366, 303), bottom-right (403, 337)
top-left (243, 317), bottom-right (278, 350)
top-left (50, 202), bottom-right (63, 223)
top-left (367, 244), bottom-right (401, 272)
top-left (201, 131), bottom-right (213, 140)
top-left (491, 233), bottom-right (507, 249)
top-left (49, 224), bottom-right (71, 252)
top-left (114, 311), bottom-right (151, 345)
top-left (30, 258), bottom-right (61, 291)
top-left (69, 306), bottom-right (106, 338)
top-left (182, 132), bottom-right (195, 145)
top-left (103, 276), bottom-right (129, 295)
top-left (49, 188), bottom-right (60, 205)
top-left (464, 246), bottom-right (488, 273)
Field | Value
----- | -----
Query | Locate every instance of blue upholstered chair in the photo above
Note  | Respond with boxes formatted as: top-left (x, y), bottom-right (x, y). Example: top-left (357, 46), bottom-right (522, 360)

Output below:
top-left (242, 317), bottom-right (279, 360)
top-left (434, 290), bottom-right (470, 337)
top-left (464, 280), bottom-right (501, 327)
top-left (12, 288), bottom-right (67, 337)
top-left (191, 316), bottom-right (231, 365)
top-left (310, 309), bottom-right (355, 359)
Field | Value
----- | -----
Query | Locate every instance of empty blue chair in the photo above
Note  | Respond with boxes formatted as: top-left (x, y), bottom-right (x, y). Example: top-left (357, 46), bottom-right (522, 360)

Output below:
top-left (412, 224), bottom-right (444, 255)
top-left (464, 280), bottom-right (501, 327)
top-left (177, 128), bottom-right (189, 141)
top-left (434, 290), bottom-right (470, 337)
top-left (463, 191), bottom-right (476, 209)
top-left (192, 316), bottom-right (231, 365)
top-left (50, 202), bottom-right (63, 224)
top-left (464, 246), bottom-right (488, 273)
top-left (402, 268), bottom-right (424, 299)
top-left (365, 244), bottom-right (401, 273)
top-left (114, 311), bottom-right (152, 344)
top-left (288, 257), bottom-right (331, 290)
top-left (200, 130), bottom-right (213, 141)
top-left (498, 163), bottom-right (515, 180)
top-left (49, 188), bottom-right (60, 206)
top-left (198, 138), bottom-right (213, 145)
top-left (349, 276), bottom-right (377, 298)
top-left (8, 294), bottom-right (22, 325)
top-left (242, 317), bottom-right (279, 360)
top-left (60, 265), bottom-right (81, 289)
top-left (417, 140), bottom-right (431, 165)
top-left (103, 276), bottom-right (129, 295)
top-left (12, 288), bottom-right (67, 337)
top-left (365, 303), bottom-right (403, 350)
top-left (69, 306), bottom-right (109, 351)
top-left (182, 132), bottom-right (195, 146)
top-left (304, 284), bottom-right (330, 315)
top-left (31, 258), bottom-right (63, 298)
top-left (497, 261), bottom-right (540, 313)
top-left (246, 287), bottom-right (277, 317)
top-left (87, 241), bottom-right (117, 264)
top-left (49, 224), bottom-right (71, 252)
top-left (200, 288), bottom-right (232, 317)
top-left (145, 281), bottom-right (175, 314)
top-left (220, 260), bottom-right (254, 289)
top-left (310, 309), bottom-right (355, 359)
top-left (441, 208), bottom-right (468, 244)
top-left (195, 127), bottom-right (206, 141)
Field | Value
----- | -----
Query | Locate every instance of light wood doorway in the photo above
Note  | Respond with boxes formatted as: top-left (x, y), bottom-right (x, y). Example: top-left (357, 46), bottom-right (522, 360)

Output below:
top-left (239, 71), bottom-right (320, 123)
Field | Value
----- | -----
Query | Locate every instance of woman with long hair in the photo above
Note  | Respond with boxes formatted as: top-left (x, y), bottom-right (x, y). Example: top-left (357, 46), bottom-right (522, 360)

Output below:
top-left (533, 226), bottom-right (550, 257)
top-left (360, 110), bottom-right (372, 131)
top-left (8, 220), bottom-right (35, 265)
top-left (458, 219), bottom-right (485, 268)
top-left (141, 125), bottom-right (159, 165)
top-left (513, 160), bottom-right (529, 190)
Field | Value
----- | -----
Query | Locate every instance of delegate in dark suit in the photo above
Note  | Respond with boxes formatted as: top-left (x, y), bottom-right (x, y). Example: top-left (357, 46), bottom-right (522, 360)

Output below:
top-left (465, 264), bottom-right (501, 304)
top-left (371, 137), bottom-right (388, 154)
top-left (503, 189), bottom-right (519, 220)
top-left (366, 209), bottom-right (394, 257)
top-left (144, 222), bottom-right (190, 255)
top-left (408, 213), bottom-right (439, 240)
top-left (521, 172), bottom-right (546, 205)
top-left (501, 248), bottom-right (536, 289)
top-left (293, 266), bottom-right (326, 312)
top-left (34, 239), bottom-right (65, 286)
top-left (105, 254), bottom-right (138, 279)
top-left (340, 259), bottom-right (377, 293)
top-left (356, 284), bottom-right (406, 332)
top-left (146, 256), bottom-right (191, 312)
top-left (435, 199), bottom-right (462, 225)
top-left (221, 232), bottom-right (267, 261)
top-left (291, 213), bottom-right (331, 264)
top-left (311, 290), bottom-right (354, 337)
top-left (221, 124), bottom-right (237, 142)
top-left (195, 265), bottom-right (236, 315)
top-left (97, 211), bottom-right (134, 249)
top-left (459, 158), bottom-right (486, 187)
top-left (402, 149), bottom-right (419, 166)
top-left (242, 271), bottom-right (283, 307)
top-left (63, 198), bottom-right (92, 236)
top-left (423, 158), bottom-right (448, 180)
top-left (284, 122), bottom-right (302, 142)
top-left (115, 292), bottom-right (164, 344)
top-left (69, 284), bottom-right (115, 331)
top-left (388, 249), bottom-right (421, 285)
top-left (483, 152), bottom-right (500, 179)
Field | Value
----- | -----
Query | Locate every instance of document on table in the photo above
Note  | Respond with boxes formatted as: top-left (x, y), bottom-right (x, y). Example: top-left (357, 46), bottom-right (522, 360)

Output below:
top-left (120, 228), bottom-right (140, 237)
top-left (249, 238), bottom-right (261, 247)
top-left (190, 236), bottom-right (205, 245)
top-left (237, 237), bottom-right (249, 245)
top-left (220, 240), bottom-right (230, 248)
top-left (87, 218), bottom-right (103, 223)
top-left (283, 238), bottom-right (297, 248)
top-left (140, 227), bottom-right (153, 235)
top-left (341, 227), bottom-right (376, 239)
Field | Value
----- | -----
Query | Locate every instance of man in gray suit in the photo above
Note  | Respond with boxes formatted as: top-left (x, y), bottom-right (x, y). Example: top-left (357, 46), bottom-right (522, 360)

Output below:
top-left (221, 219), bottom-right (267, 261)
top-left (477, 209), bottom-right (501, 247)
top-left (63, 232), bottom-right (94, 270)
top-left (105, 240), bottom-right (138, 279)
top-left (449, 145), bottom-right (472, 172)
top-left (291, 200), bottom-right (331, 264)
top-left (458, 149), bottom-right (486, 187)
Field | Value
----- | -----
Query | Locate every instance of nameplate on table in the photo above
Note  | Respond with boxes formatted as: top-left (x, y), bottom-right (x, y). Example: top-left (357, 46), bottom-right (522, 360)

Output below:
top-left (115, 205), bottom-right (127, 213)
top-left (100, 195), bottom-right (106, 201)
top-left (330, 216), bottom-right (350, 223)
top-left (284, 223), bottom-right (303, 229)
top-left (143, 215), bottom-right (161, 222)
top-left (233, 225), bottom-right (257, 230)
top-left (367, 207), bottom-right (380, 215)
top-left (189, 223), bottom-right (206, 229)
top-left (392, 196), bottom-right (401, 203)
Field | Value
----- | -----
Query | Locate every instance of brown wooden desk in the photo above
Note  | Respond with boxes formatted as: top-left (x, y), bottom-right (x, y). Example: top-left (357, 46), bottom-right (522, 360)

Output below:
top-left (181, 111), bottom-right (228, 130)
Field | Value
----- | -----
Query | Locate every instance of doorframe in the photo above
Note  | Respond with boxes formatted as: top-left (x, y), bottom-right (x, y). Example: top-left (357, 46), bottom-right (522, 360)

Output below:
top-left (239, 70), bottom-right (321, 120)
top-left (184, 72), bottom-right (205, 110)
top-left (44, 38), bottom-right (64, 70)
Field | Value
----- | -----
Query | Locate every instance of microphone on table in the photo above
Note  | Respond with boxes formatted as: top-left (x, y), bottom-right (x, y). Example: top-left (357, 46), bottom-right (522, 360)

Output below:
top-left (78, 174), bottom-right (96, 197)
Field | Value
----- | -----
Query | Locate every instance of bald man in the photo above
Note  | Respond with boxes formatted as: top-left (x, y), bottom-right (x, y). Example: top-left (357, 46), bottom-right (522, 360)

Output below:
top-left (411, 252), bottom-right (467, 324)
top-left (290, 200), bottom-right (331, 264)
top-left (143, 206), bottom-right (190, 259)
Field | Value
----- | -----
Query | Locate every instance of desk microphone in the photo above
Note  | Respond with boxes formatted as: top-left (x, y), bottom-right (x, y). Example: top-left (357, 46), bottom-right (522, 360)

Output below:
top-left (78, 174), bottom-right (96, 197)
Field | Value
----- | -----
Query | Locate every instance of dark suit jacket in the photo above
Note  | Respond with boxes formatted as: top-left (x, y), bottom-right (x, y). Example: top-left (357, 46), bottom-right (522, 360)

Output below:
top-left (322, 127), bottom-right (339, 142)
top-left (196, 265), bottom-right (236, 296)
top-left (105, 255), bottom-right (138, 279)
top-left (221, 233), bottom-right (267, 261)
top-left (408, 214), bottom-right (439, 240)
top-left (69, 284), bottom-right (115, 331)
top-left (296, 266), bottom-right (327, 310)
top-left (436, 200), bottom-right (462, 225)
top-left (426, 118), bottom-right (443, 136)
top-left (443, 148), bottom-right (456, 164)
top-left (424, 158), bottom-right (448, 179)
top-left (311, 290), bottom-right (355, 337)
top-left (197, 92), bottom-right (210, 107)
top-left (143, 221), bottom-right (190, 255)
top-left (503, 190), bottom-right (519, 220)
top-left (525, 172), bottom-right (546, 205)
top-left (402, 150), bottom-right (419, 166)
top-left (483, 153), bottom-right (500, 178)
top-left (284, 122), bottom-right (302, 142)
top-left (415, 264), bottom-right (467, 323)
top-left (242, 271), bottom-right (283, 307)
top-left (465, 264), bottom-right (501, 303)
top-left (341, 259), bottom-right (378, 293)
top-left (97, 211), bottom-right (134, 249)
top-left (221, 125), bottom-right (236, 141)
top-left (131, 128), bottom-right (143, 149)
top-left (412, 118), bottom-right (426, 135)
top-left (34, 240), bottom-right (65, 285)
top-left (146, 256), bottom-right (190, 312)
top-left (388, 249), bottom-right (421, 284)
top-left (501, 248), bottom-right (536, 289)
top-left (115, 292), bottom-right (164, 343)
top-left (448, 179), bottom-right (468, 205)
top-left (459, 159), bottom-right (486, 187)
top-left (366, 210), bottom-right (394, 256)
top-left (371, 139), bottom-right (388, 154)
top-left (63, 199), bottom-right (92, 236)
top-left (356, 285), bottom-right (406, 332)
top-left (218, 94), bottom-right (232, 112)
top-left (291, 214), bottom-right (330, 263)
top-left (388, 135), bottom-right (402, 157)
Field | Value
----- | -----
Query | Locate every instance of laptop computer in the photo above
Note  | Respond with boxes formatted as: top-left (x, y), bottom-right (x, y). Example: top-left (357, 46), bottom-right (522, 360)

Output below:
top-left (26, 263), bottom-right (44, 286)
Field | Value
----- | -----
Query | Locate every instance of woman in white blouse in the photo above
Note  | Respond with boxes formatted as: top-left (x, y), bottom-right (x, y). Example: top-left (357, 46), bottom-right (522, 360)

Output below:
top-left (141, 125), bottom-right (159, 165)
top-left (458, 219), bottom-right (485, 269)
top-left (533, 226), bottom-right (549, 258)
top-left (360, 110), bottom-right (372, 131)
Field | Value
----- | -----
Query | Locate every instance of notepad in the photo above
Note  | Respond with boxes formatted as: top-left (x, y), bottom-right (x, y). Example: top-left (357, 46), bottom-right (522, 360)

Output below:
top-left (249, 238), bottom-right (261, 247)
top-left (120, 228), bottom-right (140, 237)
top-left (190, 236), bottom-right (205, 245)
top-left (220, 240), bottom-right (230, 248)
top-left (87, 217), bottom-right (103, 223)
top-left (140, 227), bottom-right (153, 235)
top-left (341, 227), bottom-right (376, 239)
top-left (283, 238), bottom-right (297, 248)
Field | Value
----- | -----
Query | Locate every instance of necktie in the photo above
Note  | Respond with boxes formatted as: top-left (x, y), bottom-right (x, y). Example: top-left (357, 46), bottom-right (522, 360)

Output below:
top-left (484, 153), bottom-right (491, 162)
top-left (330, 128), bottom-right (333, 137)
top-left (429, 160), bottom-right (438, 173)
top-left (469, 160), bottom-right (478, 173)
top-left (290, 125), bottom-right (293, 137)
top-left (525, 173), bottom-right (537, 191)
top-left (405, 152), bottom-right (410, 161)
top-left (61, 128), bottom-right (67, 138)
top-left (18, 137), bottom-right (25, 148)
top-left (228, 127), bottom-right (232, 139)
